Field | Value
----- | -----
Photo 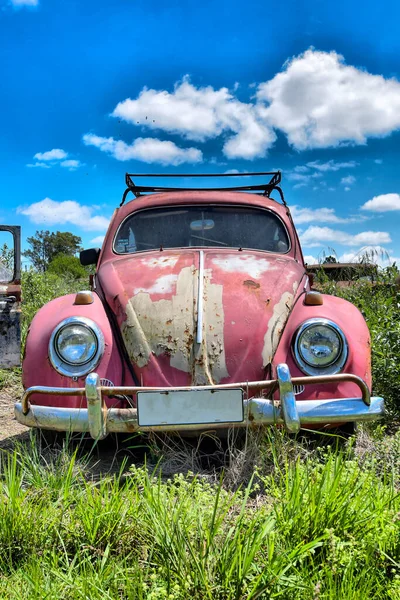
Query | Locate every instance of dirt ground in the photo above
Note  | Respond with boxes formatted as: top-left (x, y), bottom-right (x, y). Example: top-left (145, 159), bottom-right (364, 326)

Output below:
top-left (0, 378), bottom-right (136, 476)
top-left (0, 374), bottom-right (279, 482)
top-left (0, 380), bottom-right (30, 449)
top-left (0, 378), bottom-right (211, 477)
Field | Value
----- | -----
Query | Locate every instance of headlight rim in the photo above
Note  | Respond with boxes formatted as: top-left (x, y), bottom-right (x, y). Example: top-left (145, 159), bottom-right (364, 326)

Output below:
top-left (49, 316), bottom-right (105, 378)
top-left (54, 323), bottom-right (98, 367)
top-left (293, 318), bottom-right (348, 376)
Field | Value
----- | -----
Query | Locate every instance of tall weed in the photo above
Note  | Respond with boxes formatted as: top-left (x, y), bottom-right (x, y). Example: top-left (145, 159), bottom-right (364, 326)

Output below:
top-left (0, 433), bottom-right (398, 598)
top-left (319, 265), bottom-right (400, 417)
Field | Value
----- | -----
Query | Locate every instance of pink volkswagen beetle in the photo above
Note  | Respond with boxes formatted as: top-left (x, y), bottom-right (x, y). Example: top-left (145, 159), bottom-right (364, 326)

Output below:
top-left (15, 173), bottom-right (384, 439)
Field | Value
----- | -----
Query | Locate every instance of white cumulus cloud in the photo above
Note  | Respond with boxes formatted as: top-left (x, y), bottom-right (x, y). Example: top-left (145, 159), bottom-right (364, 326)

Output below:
top-left (290, 206), bottom-right (350, 224)
top-left (305, 160), bottom-right (358, 172)
top-left (90, 49), bottom-right (400, 161)
top-left (257, 49), bottom-right (400, 150)
top-left (34, 149), bottom-right (68, 161)
top-left (341, 175), bottom-right (356, 185)
top-left (300, 226), bottom-right (391, 248)
top-left (287, 170), bottom-right (323, 188)
top-left (83, 134), bottom-right (203, 165)
top-left (28, 148), bottom-right (83, 170)
top-left (111, 77), bottom-right (276, 159)
top-left (303, 255), bottom-right (319, 265)
top-left (90, 235), bottom-right (105, 246)
top-left (17, 199), bottom-right (109, 231)
top-left (361, 193), bottom-right (400, 212)
top-left (26, 162), bottom-right (50, 169)
top-left (60, 160), bottom-right (83, 171)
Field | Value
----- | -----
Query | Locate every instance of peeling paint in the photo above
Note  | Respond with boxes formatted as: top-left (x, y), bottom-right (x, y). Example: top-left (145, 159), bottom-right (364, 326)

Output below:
top-left (262, 281), bottom-right (299, 367)
top-left (122, 265), bottom-right (228, 384)
top-left (211, 255), bottom-right (279, 279)
top-left (133, 273), bottom-right (178, 296)
top-left (143, 256), bottom-right (179, 269)
top-left (198, 268), bottom-right (229, 384)
top-left (101, 249), bottom-right (305, 387)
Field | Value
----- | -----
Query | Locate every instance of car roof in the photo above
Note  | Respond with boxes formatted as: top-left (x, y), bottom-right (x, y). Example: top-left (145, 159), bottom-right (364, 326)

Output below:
top-left (115, 190), bottom-right (291, 223)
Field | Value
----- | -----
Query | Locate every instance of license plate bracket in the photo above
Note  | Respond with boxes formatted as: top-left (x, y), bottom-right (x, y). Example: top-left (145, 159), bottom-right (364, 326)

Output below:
top-left (137, 388), bottom-right (244, 427)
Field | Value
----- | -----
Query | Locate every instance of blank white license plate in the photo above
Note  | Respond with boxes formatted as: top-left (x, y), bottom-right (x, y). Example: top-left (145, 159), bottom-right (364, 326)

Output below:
top-left (137, 389), bottom-right (244, 427)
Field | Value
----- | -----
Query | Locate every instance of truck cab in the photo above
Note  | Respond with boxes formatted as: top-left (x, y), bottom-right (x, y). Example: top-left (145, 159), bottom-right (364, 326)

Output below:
top-left (0, 226), bottom-right (21, 368)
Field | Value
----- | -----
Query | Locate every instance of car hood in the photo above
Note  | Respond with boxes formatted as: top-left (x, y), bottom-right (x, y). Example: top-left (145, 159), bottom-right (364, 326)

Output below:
top-left (97, 250), bottom-right (306, 386)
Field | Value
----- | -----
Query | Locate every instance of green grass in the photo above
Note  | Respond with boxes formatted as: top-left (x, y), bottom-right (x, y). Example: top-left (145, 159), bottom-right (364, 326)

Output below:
top-left (20, 270), bottom-right (89, 349)
top-left (0, 430), bottom-right (398, 599)
top-left (0, 267), bottom-right (399, 597)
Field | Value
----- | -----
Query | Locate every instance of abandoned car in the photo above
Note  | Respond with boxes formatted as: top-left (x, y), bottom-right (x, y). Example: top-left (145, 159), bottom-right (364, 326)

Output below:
top-left (15, 173), bottom-right (384, 438)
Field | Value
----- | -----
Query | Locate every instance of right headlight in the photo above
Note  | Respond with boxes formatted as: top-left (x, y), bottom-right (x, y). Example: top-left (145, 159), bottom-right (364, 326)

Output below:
top-left (49, 317), bottom-right (104, 378)
top-left (293, 318), bottom-right (348, 376)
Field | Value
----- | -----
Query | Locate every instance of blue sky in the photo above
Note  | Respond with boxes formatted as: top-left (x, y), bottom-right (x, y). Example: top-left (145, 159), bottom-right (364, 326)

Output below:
top-left (1, 0), bottom-right (400, 266)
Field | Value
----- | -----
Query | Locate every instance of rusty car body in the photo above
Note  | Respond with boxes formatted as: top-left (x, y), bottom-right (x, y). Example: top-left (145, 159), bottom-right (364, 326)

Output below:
top-left (15, 173), bottom-right (384, 438)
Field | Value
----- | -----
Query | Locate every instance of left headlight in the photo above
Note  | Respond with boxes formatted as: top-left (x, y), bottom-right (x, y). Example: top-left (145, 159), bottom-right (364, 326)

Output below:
top-left (293, 318), bottom-right (348, 376)
top-left (49, 317), bottom-right (104, 377)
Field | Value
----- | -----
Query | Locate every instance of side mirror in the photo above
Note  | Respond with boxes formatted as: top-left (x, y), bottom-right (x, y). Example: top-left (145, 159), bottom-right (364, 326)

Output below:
top-left (80, 248), bottom-right (101, 266)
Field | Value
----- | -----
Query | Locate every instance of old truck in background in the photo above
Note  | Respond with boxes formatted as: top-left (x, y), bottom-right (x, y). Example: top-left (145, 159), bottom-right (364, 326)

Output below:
top-left (0, 226), bottom-right (21, 369)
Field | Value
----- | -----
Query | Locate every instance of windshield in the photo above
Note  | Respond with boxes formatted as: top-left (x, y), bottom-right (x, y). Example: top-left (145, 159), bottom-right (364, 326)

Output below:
top-left (114, 205), bottom-right (290, 254)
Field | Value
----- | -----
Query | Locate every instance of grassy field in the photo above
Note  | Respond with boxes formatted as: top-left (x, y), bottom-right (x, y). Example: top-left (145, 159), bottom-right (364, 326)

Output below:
top-left (0, 267), bottom-right (399, 598)
top-left (0, 431), bottom-right (398, 599)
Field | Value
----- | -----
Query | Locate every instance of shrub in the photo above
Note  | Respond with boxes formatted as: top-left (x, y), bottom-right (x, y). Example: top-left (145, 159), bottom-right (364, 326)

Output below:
top-left (319, 265), bottom-right (400, 418)
top-left (47, 253), bottom-right (87, 280)
top-left (21, 270), bottom-right (87, 349)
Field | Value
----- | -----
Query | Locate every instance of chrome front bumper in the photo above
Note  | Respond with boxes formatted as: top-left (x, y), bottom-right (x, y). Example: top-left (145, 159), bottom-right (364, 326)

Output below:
top-left (15, 364), bottom-right (384, 439)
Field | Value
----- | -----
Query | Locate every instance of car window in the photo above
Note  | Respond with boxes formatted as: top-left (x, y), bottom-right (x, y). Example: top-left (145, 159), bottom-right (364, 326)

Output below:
top-left (0, 230), bottom-right (14, 283)
top-left (0, 261), bottom-right (12, 283)
top-left (114, 205), bottom-right (290, 254)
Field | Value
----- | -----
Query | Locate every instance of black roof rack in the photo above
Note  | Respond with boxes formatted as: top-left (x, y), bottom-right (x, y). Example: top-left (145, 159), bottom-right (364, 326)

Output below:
top-left (120, 171), bottom-right (285, 206)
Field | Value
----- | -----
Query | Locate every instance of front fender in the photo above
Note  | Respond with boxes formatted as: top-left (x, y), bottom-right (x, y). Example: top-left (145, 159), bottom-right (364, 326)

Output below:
top-left (23, 292), bottom-right (124, 407)
top-left (273, 293), bottom-right (371, 401)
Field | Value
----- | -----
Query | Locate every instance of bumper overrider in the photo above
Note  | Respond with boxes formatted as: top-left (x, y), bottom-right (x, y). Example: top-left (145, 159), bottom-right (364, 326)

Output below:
top-left (15, 364), bottom-right (384, 440)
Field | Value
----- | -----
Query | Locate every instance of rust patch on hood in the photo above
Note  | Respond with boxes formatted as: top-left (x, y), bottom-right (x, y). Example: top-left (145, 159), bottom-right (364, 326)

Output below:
top-left (243, 280), bottom-right (261, 290)
top-left (121, 265), bottom-right (229, 385)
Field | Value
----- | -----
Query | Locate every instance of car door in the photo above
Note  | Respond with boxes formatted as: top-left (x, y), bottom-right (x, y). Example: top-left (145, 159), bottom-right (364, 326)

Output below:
top-left (0, 226), bottom-right (21, 368)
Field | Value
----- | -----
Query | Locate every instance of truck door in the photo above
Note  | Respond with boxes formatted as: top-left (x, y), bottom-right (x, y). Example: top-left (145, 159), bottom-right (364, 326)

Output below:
top-left (0, 226), bottom-right (21, 368)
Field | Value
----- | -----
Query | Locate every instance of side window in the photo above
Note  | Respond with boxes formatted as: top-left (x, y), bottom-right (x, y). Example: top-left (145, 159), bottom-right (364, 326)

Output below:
top-left (0, 230), bottom-right (14, 283)
top-left (0, 226), bottom-right (21, 368)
